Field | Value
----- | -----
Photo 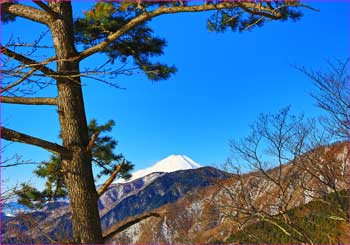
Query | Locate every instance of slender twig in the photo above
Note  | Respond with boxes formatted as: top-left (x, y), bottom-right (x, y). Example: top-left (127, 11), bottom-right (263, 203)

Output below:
top-left (1, 68), bottom-right (36, 92)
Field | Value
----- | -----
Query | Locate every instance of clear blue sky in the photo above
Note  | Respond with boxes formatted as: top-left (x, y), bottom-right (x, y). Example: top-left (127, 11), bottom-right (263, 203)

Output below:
top-left (1, 2), bottom-right (349, 189)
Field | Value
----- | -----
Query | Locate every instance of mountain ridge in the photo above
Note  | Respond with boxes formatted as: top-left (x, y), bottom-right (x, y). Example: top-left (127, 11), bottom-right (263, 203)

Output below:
top-left (2, 143), bottom-right (348, 244)
top-left (1, 166), bottom-right (230, 243)
top-left (104, 142), bottom-right (349, 243)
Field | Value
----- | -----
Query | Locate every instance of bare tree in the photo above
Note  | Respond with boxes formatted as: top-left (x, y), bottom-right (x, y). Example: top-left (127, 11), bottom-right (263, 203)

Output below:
top-left (216, 107), bottom-right (349, 243)
top-left (213, 60), bottom-right (350, 243)
top-left (298, 59), bottom-right (350, 141)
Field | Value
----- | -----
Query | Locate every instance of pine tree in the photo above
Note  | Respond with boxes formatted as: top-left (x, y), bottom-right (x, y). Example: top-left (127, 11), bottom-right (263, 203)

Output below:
top-left (15, 120), bottom-right (133, 209)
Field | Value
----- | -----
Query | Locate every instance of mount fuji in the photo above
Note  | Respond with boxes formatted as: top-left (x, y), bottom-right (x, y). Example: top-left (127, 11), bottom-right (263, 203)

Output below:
top-left (3, 154), bottom-right (232, 243)
top-left (116, 155), bottom-right (201, 183)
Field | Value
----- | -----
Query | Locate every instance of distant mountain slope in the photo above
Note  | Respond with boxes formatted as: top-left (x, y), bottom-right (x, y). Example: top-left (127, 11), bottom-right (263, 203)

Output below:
top-left (2, 202), bottom-right (30, 217)
top-left (100, 166), bottom-right (230, 230)
top-left (1, 166), bottom-right (230, 243)
top-left (3, 144), bottom-right (349, 244)
top-left (101, 155), bottom-right (202, 213)
top-left (104, 189), bottom-right (350, 244)
top-left (104, 143), bottom-right (349, 243)
top-left (99, 172), bottom-right (165, 215)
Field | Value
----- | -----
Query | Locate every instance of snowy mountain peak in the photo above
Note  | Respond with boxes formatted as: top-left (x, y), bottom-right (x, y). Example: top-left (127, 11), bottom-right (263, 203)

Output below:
top-left (153, 155), bottom-right (201, 171)
top-left (116, 155), bottom-right (201, 183)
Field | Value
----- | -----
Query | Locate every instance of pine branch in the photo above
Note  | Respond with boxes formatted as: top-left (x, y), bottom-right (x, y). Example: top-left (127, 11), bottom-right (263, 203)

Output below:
top-left (1, 96), bottom-right (57, 105)
top-left (1, 2), bottom-right (52, 25)
top-left (32, 1), bottom-right (59, 19)
top-left (97, 160), bottom-right (125, 197)
top-left (1, 127), bottom-right (72, 158)
top-left (78, 2), bottom-right (287, 61)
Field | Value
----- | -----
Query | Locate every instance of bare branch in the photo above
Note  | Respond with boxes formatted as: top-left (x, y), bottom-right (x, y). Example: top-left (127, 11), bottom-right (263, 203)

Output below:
top-left (78, 2), bottom-right (287, 61)
top-left (296, 59), bottom-right (350, 140)
top-left (1, 68), bottom-right (36, 92)
top-left (1, 161), bottom-right (37, 168)
top-left (103, 212), bottom-right (161, 241)
top-left (1, 96), bottom-right (57, 105)
top-left (1, 127), bottom-right (71, 158)
top-left (97, 161), bottom-right (125, 197)
top-left (1, 46), bottom-right (56, 76)
top-left (87, 131), bottom-right (100, 152)
top-left (6, 43), bottom-right (52, 49)
top-left (1, 2), bottom-right (51, 25)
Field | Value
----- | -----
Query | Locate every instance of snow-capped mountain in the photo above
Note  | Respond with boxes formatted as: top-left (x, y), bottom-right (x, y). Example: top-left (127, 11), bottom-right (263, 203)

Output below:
top-left (3, 166), bottom-right (231, 243)
top-left (116, 155), bottom-right (201, 183)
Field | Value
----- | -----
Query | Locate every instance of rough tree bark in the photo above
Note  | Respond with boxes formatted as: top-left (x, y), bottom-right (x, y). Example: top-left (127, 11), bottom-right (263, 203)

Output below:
top-left (47, 2), bottom-right (103, 243)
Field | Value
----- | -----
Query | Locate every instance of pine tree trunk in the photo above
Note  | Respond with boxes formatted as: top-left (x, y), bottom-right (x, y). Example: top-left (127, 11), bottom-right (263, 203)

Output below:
top-left (48, 2), bottom-right (103, 243)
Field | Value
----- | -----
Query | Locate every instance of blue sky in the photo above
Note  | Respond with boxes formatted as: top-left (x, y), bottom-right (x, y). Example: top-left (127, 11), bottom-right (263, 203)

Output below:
top-left (1, 2), bottom-right (349, 189)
